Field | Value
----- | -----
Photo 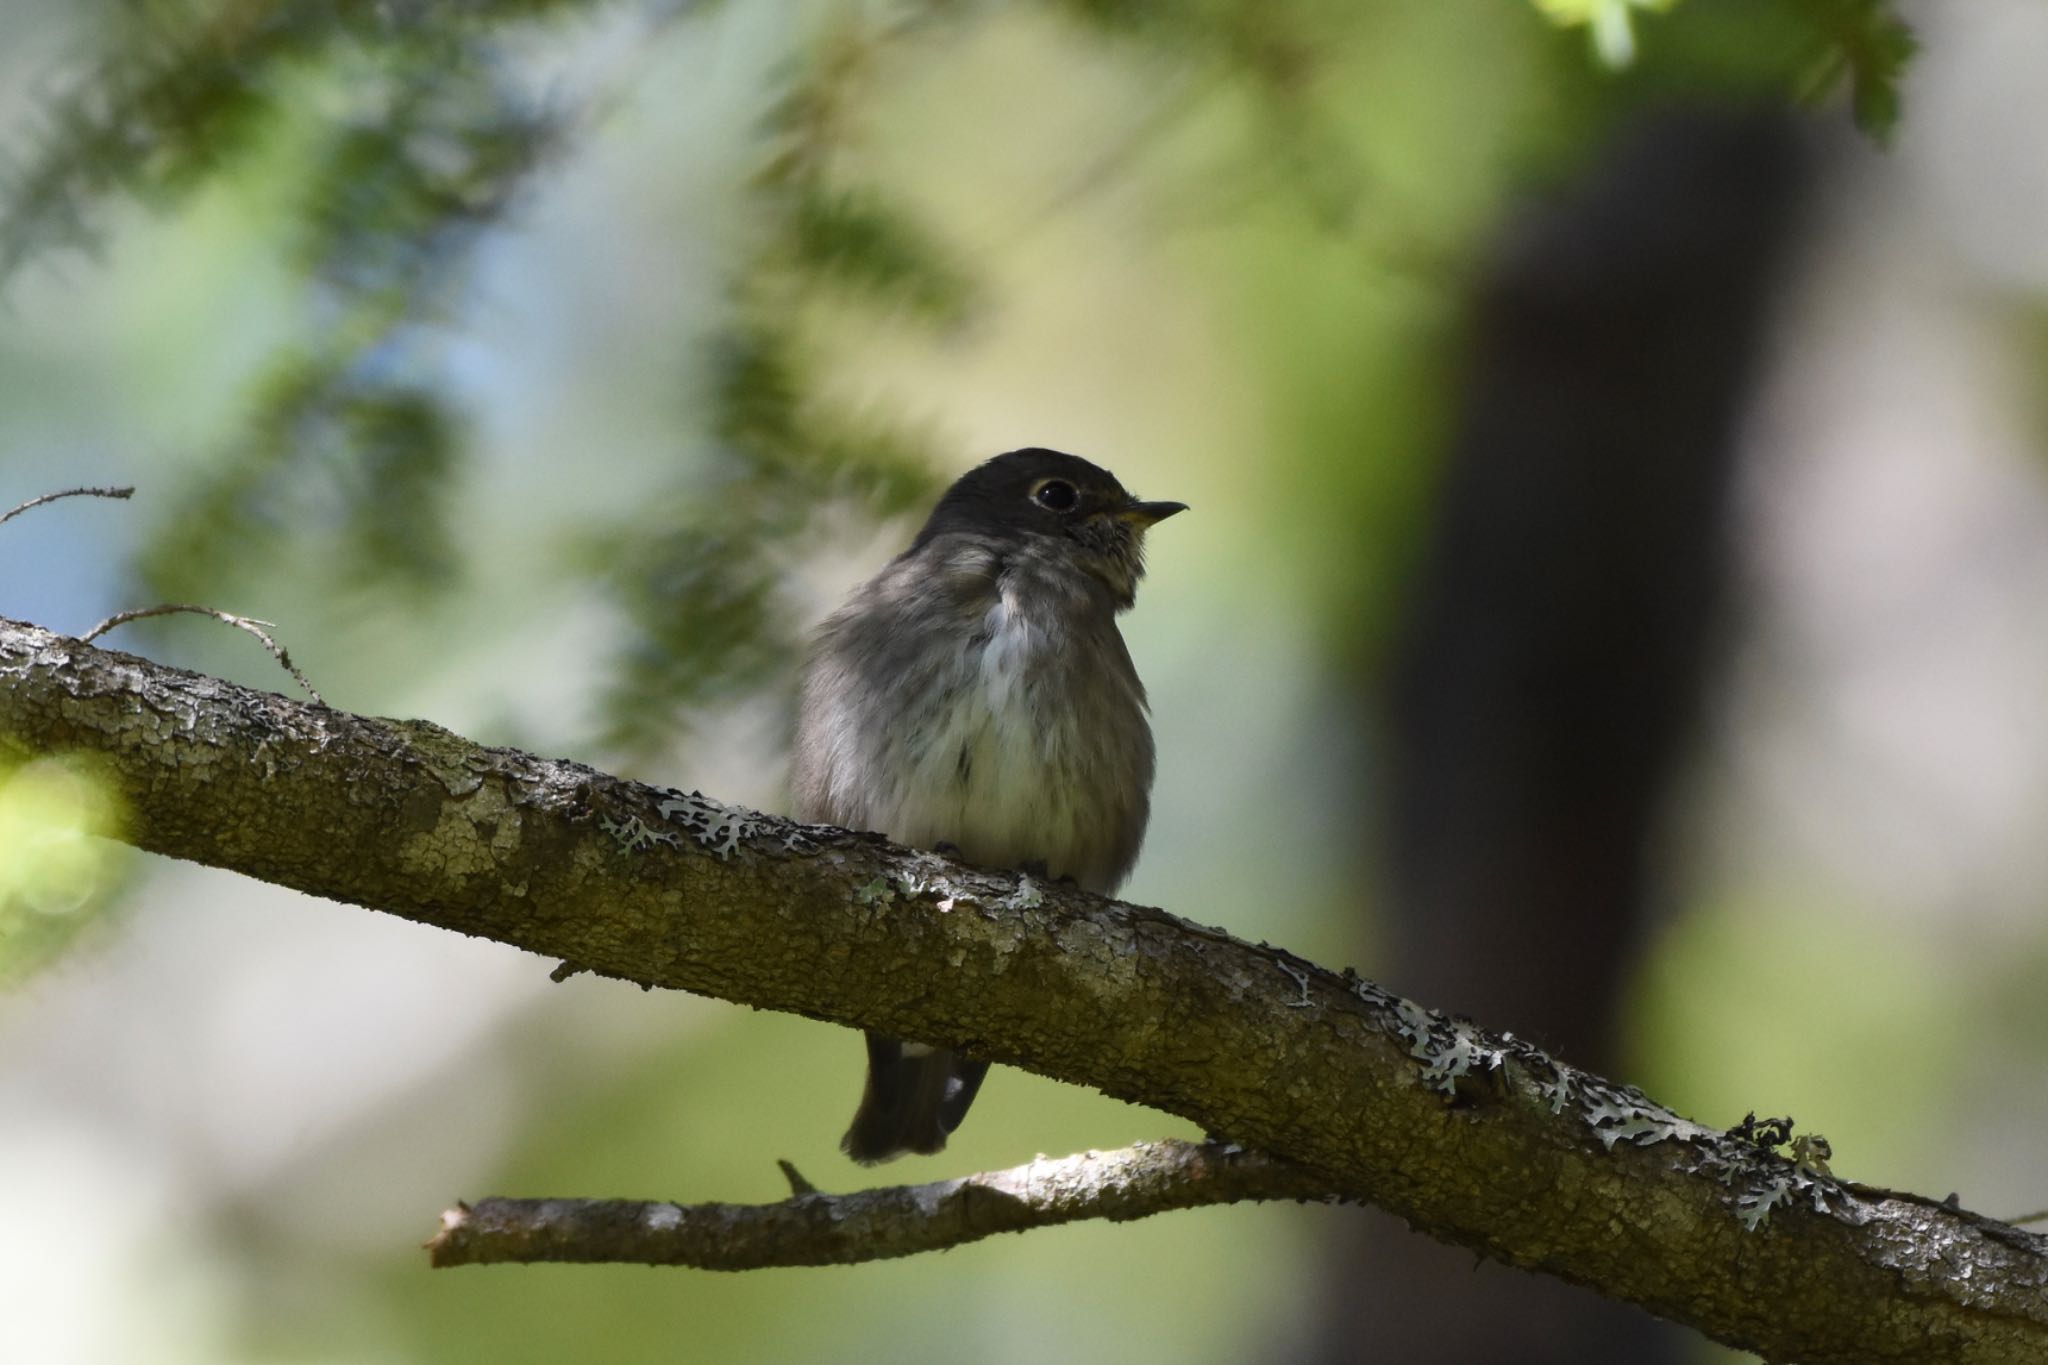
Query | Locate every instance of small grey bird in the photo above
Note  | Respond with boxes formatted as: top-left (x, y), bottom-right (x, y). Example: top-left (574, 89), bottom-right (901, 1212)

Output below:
top-left (791, 447), bottom-right (1185, 1163)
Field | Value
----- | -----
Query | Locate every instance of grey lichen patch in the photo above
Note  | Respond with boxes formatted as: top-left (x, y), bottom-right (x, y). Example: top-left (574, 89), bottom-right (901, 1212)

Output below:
top-left (1480, 1034), bottom-right (1715, 1153)
top-left (1788, 1132), bottom-right (1833, 1177)
top-left (1568, 1087), bottom-right (1849, 1232)
top-left (1577, 1085), bottom-right (1701, 1150)
top-left (1696, 1114), bottom-right (1849, 1231)
top-left (891, 855), bottom-right (986, 913)
top-left (1393, 998), bottom-right (1506, 1095)
top-left (1346, 970), bottom-right (1401, 1015)
top-left (602, 812), bottom-right (681, 855)
top-left (1734, 1178), bottom-right (1813, 1232)
top-left (659, 789), bottom-right (847, 860)
top-left (1523, 1055), bottom-right (1728, 1162)
top-left (1276, 959), bottom-right (1313, 1008)
top-left (1379, 985), bottom-right (1854, 1236)
top-left (656, 791), bottom-right (773, 860)
top-left (598, 786), bottom-right (849, 863)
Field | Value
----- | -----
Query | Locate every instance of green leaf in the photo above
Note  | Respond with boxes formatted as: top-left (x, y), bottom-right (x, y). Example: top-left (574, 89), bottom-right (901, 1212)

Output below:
top-left (1786, 1), bottom-right (1915, 141)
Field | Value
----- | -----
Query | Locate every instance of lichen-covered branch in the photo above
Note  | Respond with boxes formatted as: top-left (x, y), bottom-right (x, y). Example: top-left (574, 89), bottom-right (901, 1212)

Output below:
top-left (428, 1139), bottom-right (1335, 1269)
top-left (1, 615), bottom-right (2044, 1364)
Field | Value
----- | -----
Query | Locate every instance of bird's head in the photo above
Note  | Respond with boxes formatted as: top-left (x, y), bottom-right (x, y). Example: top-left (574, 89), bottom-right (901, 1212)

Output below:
top-left (908, 448), bottom-right (1186, 609)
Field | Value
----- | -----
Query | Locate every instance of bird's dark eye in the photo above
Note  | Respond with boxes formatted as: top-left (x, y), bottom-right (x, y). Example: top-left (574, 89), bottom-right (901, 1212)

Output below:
top-left (1032, 479), bottom-right (1079, 512)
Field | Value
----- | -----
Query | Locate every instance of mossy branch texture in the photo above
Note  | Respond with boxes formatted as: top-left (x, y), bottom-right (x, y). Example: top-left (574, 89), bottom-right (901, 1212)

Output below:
top-left (1, 615), bottom-right (2042, 1364)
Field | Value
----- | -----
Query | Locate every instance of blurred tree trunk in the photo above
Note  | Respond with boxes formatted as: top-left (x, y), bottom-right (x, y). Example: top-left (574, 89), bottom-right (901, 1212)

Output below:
top-left (1306, 106), bottom-right (1810, 1365)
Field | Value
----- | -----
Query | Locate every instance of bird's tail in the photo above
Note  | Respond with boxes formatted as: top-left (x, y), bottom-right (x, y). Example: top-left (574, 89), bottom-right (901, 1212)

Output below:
top-left (841, 1032), bottom-right (990, 1164)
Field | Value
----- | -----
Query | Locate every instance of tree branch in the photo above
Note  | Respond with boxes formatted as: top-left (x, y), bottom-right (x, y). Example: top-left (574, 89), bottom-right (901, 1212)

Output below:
top-left (2, 614), bottom-right (2044, 1363)
top-left (0, 484), bottom-right (134, 527)
top-left (427, 1138), bottom-right (1335, 1269)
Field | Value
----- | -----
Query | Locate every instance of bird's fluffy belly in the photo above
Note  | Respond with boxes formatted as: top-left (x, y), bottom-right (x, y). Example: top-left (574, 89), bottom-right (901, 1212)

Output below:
top-left (871, 597), bottom-right (1100, 880)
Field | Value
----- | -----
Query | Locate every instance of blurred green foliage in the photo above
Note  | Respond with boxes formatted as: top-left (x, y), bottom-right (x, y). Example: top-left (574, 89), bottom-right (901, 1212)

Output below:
top-left (1531, 0), bottom-right (1914, 141)
top-left (0, 755), bottom-right (130, 984)
top-left (1, 0), bottom-right (1913, 764)
top-left (1791, 0), bottom-right (1917, 139)
top-left (1533, 0), bottom-right (1680, 69)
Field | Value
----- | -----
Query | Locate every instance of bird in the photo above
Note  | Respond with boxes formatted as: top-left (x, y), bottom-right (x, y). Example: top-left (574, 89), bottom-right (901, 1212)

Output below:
top-left (790, 447), bottom-right (1185, 1163)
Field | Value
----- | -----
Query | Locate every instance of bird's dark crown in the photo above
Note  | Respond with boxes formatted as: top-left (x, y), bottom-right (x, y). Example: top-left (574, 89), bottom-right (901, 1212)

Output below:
top-left (903, 447), bottom-right (1182, 609)
top-left (908, 448), bottom-right (1134, 550)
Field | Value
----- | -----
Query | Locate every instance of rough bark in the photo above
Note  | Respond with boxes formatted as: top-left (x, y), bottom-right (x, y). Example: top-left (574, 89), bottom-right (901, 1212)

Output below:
top-left (2, 615), bottom-right (2043, 1364)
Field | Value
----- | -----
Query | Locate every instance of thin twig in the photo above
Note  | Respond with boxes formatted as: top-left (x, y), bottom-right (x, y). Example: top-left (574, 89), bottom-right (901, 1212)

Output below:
top-left (427, 1139), bottom-right (1336, 1269)
top-left (2012, 1210), bottom-right (2048, 1227)
top-left (80, 604), bottom-right (325, 706)
top-left (0, 485), bottom-right (134, 528)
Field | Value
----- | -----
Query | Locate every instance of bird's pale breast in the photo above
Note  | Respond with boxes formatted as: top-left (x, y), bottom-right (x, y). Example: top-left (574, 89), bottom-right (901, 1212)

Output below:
top-left (791, 538), bottom-right (1154, 896)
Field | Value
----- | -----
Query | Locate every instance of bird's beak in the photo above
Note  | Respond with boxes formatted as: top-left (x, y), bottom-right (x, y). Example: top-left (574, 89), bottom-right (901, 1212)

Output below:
top-left (1117, 499), bottom-right (1189, 528)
